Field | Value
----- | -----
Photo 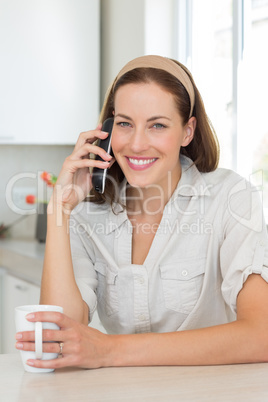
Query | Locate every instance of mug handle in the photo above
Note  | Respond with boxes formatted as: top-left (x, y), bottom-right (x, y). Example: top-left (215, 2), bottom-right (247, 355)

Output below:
top-left (35, 322), bottom-right (43, 359)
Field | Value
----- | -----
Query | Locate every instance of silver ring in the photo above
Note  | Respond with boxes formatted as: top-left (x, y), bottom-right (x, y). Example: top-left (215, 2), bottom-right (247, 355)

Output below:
top-left (59, 342), bottom-right (64, 356)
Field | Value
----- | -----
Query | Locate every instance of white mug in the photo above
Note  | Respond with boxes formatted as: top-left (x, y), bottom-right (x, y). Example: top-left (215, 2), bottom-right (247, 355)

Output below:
top-left (15, 305), bottom-right (63, 373)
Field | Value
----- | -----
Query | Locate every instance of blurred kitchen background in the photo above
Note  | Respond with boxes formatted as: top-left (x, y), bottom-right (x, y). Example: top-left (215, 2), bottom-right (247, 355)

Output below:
top-left (1, 0), bottom-right (268, 238)
top-left (0, 0), bottom-right (267, 353)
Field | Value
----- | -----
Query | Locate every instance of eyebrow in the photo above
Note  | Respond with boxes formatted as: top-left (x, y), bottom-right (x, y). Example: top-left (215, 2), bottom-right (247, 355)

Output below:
top-left (114, 113), bottom-right (171, 122)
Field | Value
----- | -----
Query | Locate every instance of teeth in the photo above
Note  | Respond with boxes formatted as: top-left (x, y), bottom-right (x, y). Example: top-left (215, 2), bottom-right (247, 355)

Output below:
top-left (128, 158), bottom-right (156, 166)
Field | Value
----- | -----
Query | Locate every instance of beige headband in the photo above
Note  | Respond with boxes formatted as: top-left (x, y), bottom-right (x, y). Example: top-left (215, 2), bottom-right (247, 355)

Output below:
top-left (114, 55), bottom-right (195, 118)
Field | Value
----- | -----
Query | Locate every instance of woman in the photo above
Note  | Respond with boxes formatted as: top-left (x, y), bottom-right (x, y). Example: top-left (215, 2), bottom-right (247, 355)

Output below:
top-left (16, 55), bottom-right (268, 369)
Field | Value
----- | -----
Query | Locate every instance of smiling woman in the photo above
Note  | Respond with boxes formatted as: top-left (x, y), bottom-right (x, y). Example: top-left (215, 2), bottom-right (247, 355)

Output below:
top-left (16, 55), bottom-right (268, 371)
top-left (111, 82), bottom-right (193, 193)
top-left (91, 57), bottom-right (219, 206)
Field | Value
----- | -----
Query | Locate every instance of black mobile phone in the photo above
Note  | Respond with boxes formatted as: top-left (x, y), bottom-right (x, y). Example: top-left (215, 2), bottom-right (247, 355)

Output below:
top-left (92, 118), bottom-right (114, 194)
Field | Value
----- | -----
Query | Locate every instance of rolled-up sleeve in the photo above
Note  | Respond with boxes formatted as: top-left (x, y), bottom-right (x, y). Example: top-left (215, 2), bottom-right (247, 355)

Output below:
top-left (220, 177), bottom-right (268, 314)
top-left (69, 214), bottom-right (98, 322)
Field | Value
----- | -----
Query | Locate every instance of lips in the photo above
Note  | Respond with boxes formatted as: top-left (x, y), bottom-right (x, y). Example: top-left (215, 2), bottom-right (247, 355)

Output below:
top-left (128, 157), bottom-right (156, 165)
top-left (126, 156), bottom-right (157, 170)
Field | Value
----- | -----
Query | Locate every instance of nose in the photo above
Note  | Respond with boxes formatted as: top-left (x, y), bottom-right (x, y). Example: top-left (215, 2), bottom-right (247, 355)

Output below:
top-left (129, 127), bottom-right (149, 153)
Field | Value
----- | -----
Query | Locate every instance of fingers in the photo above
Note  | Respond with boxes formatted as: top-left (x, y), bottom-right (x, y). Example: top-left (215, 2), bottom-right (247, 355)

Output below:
top-left (108, 157), bottom-right (116, 169)
top-left (15, 339), bottom-right (61, 354)
top-left (62, 156), bottom-right (111, 173)
top-left (15, 313), bottom-right (108, 370)
top-left (26, 355), bottom-right (76, 370)
top-left (69, 142), bottom-right (113, 163)
top-left (74, 125), bottom-right (109, 152)
top-left (59, 131), bottom-right (112, 184)
top-left (24, 311), bottom-right (69, 328)
top-left (16, 328), bottom-right (63, 343)
top-left (54, 125), bottom-right (113, 208)
top-left (16, 338), bottom-right (75, 359)
top-left (15, 338), bottom-right (78, 370)
top-left (15, 312), bottom-right (71, 355)
top-left (14, 312), bottom-right (85, 369)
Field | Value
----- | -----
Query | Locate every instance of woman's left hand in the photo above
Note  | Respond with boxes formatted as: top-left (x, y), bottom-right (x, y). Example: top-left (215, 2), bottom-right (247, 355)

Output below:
top-left (15, 312), bottom-right (113, 370)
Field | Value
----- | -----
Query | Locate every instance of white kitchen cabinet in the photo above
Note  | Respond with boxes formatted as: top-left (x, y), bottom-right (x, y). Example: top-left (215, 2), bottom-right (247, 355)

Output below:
top-left (0, 0), bottom-right (100, 144)
top-left (0, 268), bottom-right (5, 353)
top-left (1, 274), bottom-right (40, 354)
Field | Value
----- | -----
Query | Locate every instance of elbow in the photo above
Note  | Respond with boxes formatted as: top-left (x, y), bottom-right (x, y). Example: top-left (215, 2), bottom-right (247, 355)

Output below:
top-left (247, 322), bottom-right (268, 363)
top-left (257, 331), bottom-right (268, 363)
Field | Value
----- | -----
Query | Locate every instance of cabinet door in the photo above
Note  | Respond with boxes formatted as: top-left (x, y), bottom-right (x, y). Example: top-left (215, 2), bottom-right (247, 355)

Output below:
top-left (2, 275), bottom-right (40, 354)
top-left (0, 268), bottom-right (6, 353)
top-left (0, 0), bottom-right (100, 144)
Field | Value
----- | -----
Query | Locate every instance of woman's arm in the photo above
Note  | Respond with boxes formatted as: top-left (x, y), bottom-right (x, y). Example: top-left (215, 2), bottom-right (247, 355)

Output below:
top-left (18, 273), bottom-right (268, 368)
top-left (110, 274), bottom-right (268, 366)
top-left (40, 208), bottom-right (89, 325)
top-left (39, 125), bottom-right (113, 325)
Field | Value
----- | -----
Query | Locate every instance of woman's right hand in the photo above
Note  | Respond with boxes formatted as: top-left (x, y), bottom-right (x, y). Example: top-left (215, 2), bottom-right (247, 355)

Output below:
top-left (49, 124), bottom-right (113, 213)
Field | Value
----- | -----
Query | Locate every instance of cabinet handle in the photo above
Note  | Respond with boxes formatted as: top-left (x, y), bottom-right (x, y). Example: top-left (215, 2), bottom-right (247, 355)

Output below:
top-left (15, 285), bottom-right (28, 292)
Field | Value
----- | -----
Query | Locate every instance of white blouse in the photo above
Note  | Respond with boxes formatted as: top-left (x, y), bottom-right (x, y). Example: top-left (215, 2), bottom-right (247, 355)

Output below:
top-left (70, 156), bottom-right (268, 334)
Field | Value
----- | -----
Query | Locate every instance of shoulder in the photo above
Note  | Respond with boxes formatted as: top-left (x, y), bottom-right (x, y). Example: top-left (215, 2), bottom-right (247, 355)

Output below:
top-left (201, 168), bottom-right (259, 211)
top-left (180, 155), bottom-right (249, 197)
top-left (202, 168), bottom-right (264, 232)
top-left (201, 167), bottom-right (246, 190)
top-left (181, 155), bottom-right (244, 189)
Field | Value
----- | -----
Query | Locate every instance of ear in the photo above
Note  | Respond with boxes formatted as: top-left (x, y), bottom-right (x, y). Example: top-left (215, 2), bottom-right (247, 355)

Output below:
top-left (181, 117), bottom-right (196, 147)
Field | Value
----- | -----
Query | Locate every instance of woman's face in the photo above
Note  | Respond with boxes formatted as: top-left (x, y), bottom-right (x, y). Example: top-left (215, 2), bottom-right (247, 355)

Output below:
top-left (111, 82), bottom-right (195, 192)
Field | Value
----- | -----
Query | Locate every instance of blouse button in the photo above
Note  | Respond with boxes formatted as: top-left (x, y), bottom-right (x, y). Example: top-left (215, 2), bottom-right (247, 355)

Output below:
top-left (136, 276), bottom-right (145, 284)
top-left (182, 270), bottom-right (188, 277)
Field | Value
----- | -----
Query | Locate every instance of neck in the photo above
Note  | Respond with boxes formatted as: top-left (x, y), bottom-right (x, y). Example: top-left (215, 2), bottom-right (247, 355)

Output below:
top-left (126, 169), bottom-right (181, 216)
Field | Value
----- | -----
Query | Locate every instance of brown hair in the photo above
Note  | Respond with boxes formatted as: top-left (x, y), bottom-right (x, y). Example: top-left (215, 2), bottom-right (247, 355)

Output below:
top-left (89, 59), bottom-right (220, 205)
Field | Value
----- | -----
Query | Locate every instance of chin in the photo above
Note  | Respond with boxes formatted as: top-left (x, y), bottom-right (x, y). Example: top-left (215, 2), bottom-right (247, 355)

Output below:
top-left (122, 167), bottom-right (161, 190)
top-left (126, 177), bottom-right (158, 190)
top-left (127, 180), bottom-right (147, 189)
top-left (124, 175), bottom-right (147, 188)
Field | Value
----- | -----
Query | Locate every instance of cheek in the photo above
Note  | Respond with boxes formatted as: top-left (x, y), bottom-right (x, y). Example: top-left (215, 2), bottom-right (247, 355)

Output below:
top-left (111, 132), bottom-right (126, 154)
top-left (158, 135), bottom-right (181, 155)
top-left (111, 136), bottom-right (119, 154)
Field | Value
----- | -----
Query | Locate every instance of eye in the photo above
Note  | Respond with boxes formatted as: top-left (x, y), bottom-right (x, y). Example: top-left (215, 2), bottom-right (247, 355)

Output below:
top-left (117, 121), bottom-right (131, 127)
top-left (152, 123), bottom-right (166, 129)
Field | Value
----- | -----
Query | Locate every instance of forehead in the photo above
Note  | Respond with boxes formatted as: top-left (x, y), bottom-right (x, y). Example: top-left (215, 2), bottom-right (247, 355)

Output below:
top-left (114, 82), bottom-right (176, 109)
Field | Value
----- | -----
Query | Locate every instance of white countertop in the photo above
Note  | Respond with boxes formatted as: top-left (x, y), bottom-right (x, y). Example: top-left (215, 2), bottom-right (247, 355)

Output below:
top-left (0, 239), bottom-right (45, 260)
top-left (0, 239), bottom-right (45, 285)
top-left (1, 354), bottom-right (268, 402)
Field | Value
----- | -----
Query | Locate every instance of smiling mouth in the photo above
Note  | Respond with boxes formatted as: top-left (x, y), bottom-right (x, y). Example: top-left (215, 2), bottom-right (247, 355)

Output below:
top-left (127, 157), bottom-right (157, 166)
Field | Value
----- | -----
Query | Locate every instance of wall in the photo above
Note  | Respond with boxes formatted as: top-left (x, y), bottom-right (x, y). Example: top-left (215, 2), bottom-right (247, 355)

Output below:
top-left (100, 0), bottom-right (176, 103)
top-left (100, 0), bottom-right (145, 102)
top-left (144, 0), bottom-right (177, 58)
top-left (0, 0), bottom-right (177, 240)
top-left (0, 145), bottom-right (73, 239)
top-left (0, 0), bottom-right (100, 239)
